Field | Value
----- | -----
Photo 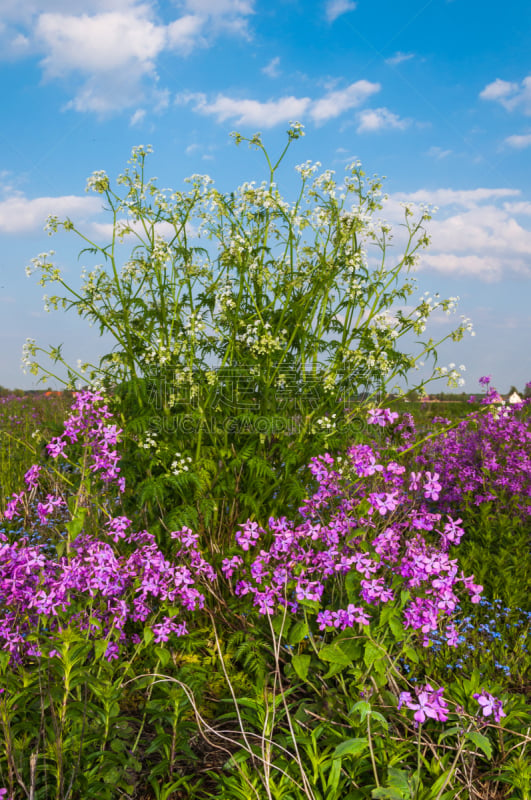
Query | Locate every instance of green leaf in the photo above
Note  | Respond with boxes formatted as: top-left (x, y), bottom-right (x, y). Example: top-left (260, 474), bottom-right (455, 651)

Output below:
top-left (144, 628), bottom-right (154, 646)
top-left (333, 738), bottom-right (369, 759)
top-left (154, 646), bottom-right (171, 667)
top-left (288, 620), bottom-right (309, 645)
top-left (350, 700), bottom-right (371, 722)
top-left (94, 639), bottom-right (108, 660)
top-left (438, 726), bottom-right (460, 742)
top-left (292, 654), bottom-right (311, 681)
top-left (66, 506), bottom-right (87, 538)
top-left (364, 640), bottom-right (382, 669)
top-left (327, 757), bottom-right (342, 795)
top-left (402, 645), bottom-right (419, 664)
top-left (319, 643), bottom-right (352, 667)
top-left (387, 768), bottom-right (410, 793)
top-left (465, 731), bottom-right (493, 760)
top-left (371, 789), bottom-right (405, 800)
top-left (428, 769), bottom-right (454, 797)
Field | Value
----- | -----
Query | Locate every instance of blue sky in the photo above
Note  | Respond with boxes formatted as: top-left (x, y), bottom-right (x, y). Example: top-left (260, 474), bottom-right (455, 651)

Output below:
top-left (1, 0), bottom-right (530, 394)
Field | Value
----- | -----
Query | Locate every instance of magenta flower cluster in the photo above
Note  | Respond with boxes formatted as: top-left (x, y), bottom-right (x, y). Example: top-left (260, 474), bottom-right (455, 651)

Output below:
top-left (4, 390), bottom-right (125, 523)
top-left (0, 391), bottom-right (214, 663)
top-left (222, 432), bottom-right (483, 648)
top-left (414, 384), bottom-right (531, 518)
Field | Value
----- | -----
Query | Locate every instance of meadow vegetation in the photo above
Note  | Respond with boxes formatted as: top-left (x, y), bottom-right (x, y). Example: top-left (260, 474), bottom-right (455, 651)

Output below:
top-left (0, 127), bottom-right (528, 799)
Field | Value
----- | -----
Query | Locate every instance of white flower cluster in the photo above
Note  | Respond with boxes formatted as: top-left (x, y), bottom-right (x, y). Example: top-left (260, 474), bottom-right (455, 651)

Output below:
top-left (314, 413), bottom-right (337, 430)
top-left (312, 169), bottom-right (337, 197)
top-left (152, 236), bottom-right (172, 266)
top-left (460, 315), bottom-right (475, 336)
top-left (215, 280), bottom-right (236, 313)
top-left (183, 174), bottom-right (214, 203)
top-left (171, 452), bottom-right (192, 476)
top-left (294, 160), bottom-right (321, 179)
top-left (238, 321), bottom-right (287, 356)
top-left (371, 312), bottom-right (399, 339)
top-left (86, 170), bottom-right (110, 194)
top-left (185, 310), bottom-right (206, 333)
top-left (435, 362), bottom-right (466, 388)
top-left (21, 338), bottom-right (38, 375)
top-left (140, 431), bottom-right (158, 450)
top-left (25, 251), bottom-right (56, 279)
top-left (287, 121), bottom-right (305, 139)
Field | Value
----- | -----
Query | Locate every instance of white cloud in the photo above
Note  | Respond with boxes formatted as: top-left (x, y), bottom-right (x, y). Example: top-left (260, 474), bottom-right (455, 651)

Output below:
top-left (427, 146), bottom-right (452, 160)
top-left (325, 0), bottom-right (356, 23)
top-left (383, 187), bottom-right (531, 281)
top-left (420, 253), bottom-right (502, 281)
top-left (262, 56), bottom-right (281, 78)
top-left (36, 11), bottom-right (166, 76)
top-left (166, 14), bottom-right (206, 52)
top-left (0, 1), bottom-right (253, 112)
top-left (130, 108), bottom-right (146, 126)
top-left (310, 80), bottom-right (380, 122)
top-left (356, 107), bottom-right (410, 133)
top-left (504, 132), bottom-right (531, 149)
top-left (480, 75), bottom-right (531, 114)
top-left (33, 8), bottom-right (206, 112)
top-left (385, 51), bottom-right (414, 66)
top-left (0, 193), bottom-right (101, 234)
top-left (503, 200), bottom-right (531, 215)
top-left (179, 91), bottom-right (311, 127)
top-left (479, 77), bottom-right (517, 102)
top-left (0, 22), bottom-right (30, 58)
top-left (179, 80), bottom-right (380, 127)
top-left (181, 0), bottom-right (254, 14)
top-left (392, 187), bottom-right (519, 209)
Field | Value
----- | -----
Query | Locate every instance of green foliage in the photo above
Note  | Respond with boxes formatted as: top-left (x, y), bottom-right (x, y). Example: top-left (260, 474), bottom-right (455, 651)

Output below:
top-left (26, 128), bottom-right (473, 547)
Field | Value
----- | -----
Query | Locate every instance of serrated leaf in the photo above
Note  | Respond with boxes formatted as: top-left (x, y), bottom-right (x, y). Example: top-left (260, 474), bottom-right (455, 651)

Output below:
top-left (387, 767), bottom-right (410, 792)
top-left (364, 641), bottom-right (382, 669)
top-left (402, 645), bottom-right (419, 664)
top-left (288, 620), bottom-right (309, 645)
top-left (319, 643), bottom-right (352, 667)
top-left (465, 731), bottom-right (492, 760)
top-left (292, 654), bottom-right (311, 681)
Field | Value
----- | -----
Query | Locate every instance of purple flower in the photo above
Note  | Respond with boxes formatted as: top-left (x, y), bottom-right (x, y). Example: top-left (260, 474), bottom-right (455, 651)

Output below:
top-left (235, 521), bottom-right (263, 551)
top-left (105, 642), bottom-right (120, 661)
top-left (399, 683), bottom-right (449, 726)
top-left (46, 437), bottom-right (67, 458)
top-left (3, 492), bottom-right (24, 520)
top-left (105, 515), bottom-right (132, 542)
top-left (367, 408), bottom-right (399, 427)
top-left (24, 465), bottom-right (41, 490)
top-left (473, 691), bottom-right (506, 723)
top-left (423, 472), bottom-right (442, 501)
